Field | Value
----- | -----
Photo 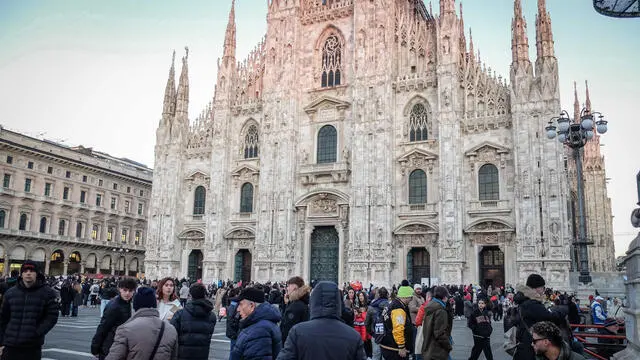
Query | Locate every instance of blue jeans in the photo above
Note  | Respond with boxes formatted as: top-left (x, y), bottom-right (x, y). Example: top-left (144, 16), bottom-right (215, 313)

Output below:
top-left (229, 339), bottom-right (236, 360)
top-left (372, 341), bottom-right (382, 360)
top-left (100, 299), bottom-right (109, 317)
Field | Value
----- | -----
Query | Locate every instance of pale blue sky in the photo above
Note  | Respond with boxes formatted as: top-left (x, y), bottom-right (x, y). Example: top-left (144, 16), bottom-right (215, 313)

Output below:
top-left (0, 0), bottom-right (638, 256)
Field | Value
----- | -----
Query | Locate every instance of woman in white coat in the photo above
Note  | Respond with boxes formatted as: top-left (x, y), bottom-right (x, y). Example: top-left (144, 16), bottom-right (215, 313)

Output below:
top-left (156, 277), bottom-right (182, 321)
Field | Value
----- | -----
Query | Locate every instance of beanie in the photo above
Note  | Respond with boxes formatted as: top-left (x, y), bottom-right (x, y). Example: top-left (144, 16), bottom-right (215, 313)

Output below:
top-left (20, 260), bottom-right (39, 274)
top-left (397, 286), bottom-right (414, 298)
top-left (413, 284), bottom-right (422, 291)
top-left (133, 287), bottom-right (157, 311)
top-left (526, 274), bottom-right (546, 289)
top-left (189, 283), bottom-right (206, 300)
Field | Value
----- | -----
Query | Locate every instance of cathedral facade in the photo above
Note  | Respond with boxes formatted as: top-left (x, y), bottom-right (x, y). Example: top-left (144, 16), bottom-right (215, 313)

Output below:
top-left (146, 0), bottom-right (583, 289)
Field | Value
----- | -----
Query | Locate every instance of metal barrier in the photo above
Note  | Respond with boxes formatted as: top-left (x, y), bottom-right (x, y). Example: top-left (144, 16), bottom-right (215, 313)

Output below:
top-left (570, 323), bottom-right (626, 360)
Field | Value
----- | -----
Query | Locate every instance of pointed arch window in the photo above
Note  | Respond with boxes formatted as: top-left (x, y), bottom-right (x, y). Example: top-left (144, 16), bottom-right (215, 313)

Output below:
top-left (478, 164), bottom-right (499, 201)
top-left (0, 210), bottom-right (5, 228)
top-left (317, 125), bottom-right (337, 164)
top-left (409, 104), bottom-right (429, 142)
top-left (321, 35), bottom-right (342, 88)
top-left (243, 125), bottom-right (259, 159)
top-left (19, 214), bottom-right (27, 231)
top-left (39, 217), bottom-right (47, 233)
top-left (240, 183), bottom-right (254, 213)
top-left (408, 169), bottom-right (427, 204)
top-left (193, 186), bottom-right (206, 215)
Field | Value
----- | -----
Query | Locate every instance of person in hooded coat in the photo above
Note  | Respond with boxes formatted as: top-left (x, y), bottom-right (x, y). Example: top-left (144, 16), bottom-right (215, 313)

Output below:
top-left (170, 283), bottom-right (217, 360)
top-left (280, 277), bottom-right (311, 344)
top-left (276, 281), bottom-right (366, 360)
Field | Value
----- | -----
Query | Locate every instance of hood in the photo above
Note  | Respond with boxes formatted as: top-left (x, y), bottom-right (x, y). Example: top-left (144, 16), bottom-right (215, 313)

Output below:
top-left (425, 298), bottom-right (446, 316)
top-left (289, 285), bottom-right (311, 303)
top-left (309, 281), bottom-right (342, 320)
top-left (371, 298), bottom-right (388, 309)
top-left (186, 298), bottom-right (214, 317)
top-left (133, 308), bottom-right (160, 319)
top-left (514, 284), bottom-right (544, 305)
top-left (241, 302), bottom-right (281, 328)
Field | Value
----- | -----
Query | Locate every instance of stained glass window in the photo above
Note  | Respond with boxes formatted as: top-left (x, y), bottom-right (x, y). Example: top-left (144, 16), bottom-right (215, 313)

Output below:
top-left (409, 169), bottom-right (427, 204)
top-left (240, 183), bottom-right (254, 213)
top-left (479, 164), bottom-right (499, 201)
top-left (321, 35), bottom-right (342, 87)
top-left (409, 104), bottom-right (429, 142)
top-left (244, 125), bottom-right (259, 159)
top-left (193, 186), bottom-right (206, 215)
top-left (317, 125), bottom-right (337, 164)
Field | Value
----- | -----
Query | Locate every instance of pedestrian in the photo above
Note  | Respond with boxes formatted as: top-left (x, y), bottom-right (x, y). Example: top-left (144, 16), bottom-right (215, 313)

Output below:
top-left (179, 282), bottom-right (189, 307)
top-left (354, 301), bottom-right (372, 359)
top-left (230, 285), bottom-right (282, 360)
top-left (530, 321), bottom-right (585, 360)
top-left (82, 280), bottom-right (91, 307)
top-left (365, 287), bottom-right (389, 360)
top-left (280, 276), bottom-right (310, 345)
top-left (105, 287), bottom-right (178, 360)
top-left (420, 286), bottom-right (453, 360)
top-left (91, 277), bottom-right (136, 360)
top-left (276, 281), bottom-right (366, 360)
top-left (591, 296), bottom-right (607, 325)
top-left (157, 277), bottom-right (182, 321)
top-left (72, 282), bottom-right (83, 317)
top-left (380, 282), bottom-right (415, 360)
top-left (0, 260), bottom-right (59, 360)
top-left (225, 287), bottom-right (242, 359)
top-left (467, 299), bottom-right (494, 360)
top-left (59, 280), bottom-right (74, 317)
top-left (268, 283), bottom-right (284, 311)
top-left (170, 283), bottom-right (217, 360)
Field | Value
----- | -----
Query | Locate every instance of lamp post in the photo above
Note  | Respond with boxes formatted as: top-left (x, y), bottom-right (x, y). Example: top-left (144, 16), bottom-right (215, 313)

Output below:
top-left (545, 108), bottom-right (608, 284)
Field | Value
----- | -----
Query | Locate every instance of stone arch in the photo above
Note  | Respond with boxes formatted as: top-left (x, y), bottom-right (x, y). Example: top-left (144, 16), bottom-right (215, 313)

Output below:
top-left (10, 245), bottom-right (26, 260)
top-left (294, 188), bottom-right (350, 207)
top-left (223, 226), bottom-right (255, 239)
top-left (464, 219), bottom-right (514, 233)
top-left (30, 247), bottom-right (46, 262)
top-left (86, 253), bottom-right (98, 272)
top-left (314, 24), bottom-right (346, 51)
top-left (100, 255), bottom-right (112, 274)
top-left (393, 221), bottom-right (439, 235)
top-left (402, 94), bottom-right (433, 117)
top-left (129, 257), bottom-right (139, 276)
top-left (239, 118), bottom-right (260, 159)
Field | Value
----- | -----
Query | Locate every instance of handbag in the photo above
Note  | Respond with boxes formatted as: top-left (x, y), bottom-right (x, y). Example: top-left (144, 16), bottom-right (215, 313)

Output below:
top-left (148, 321), bottom-right (165, 360)
top-left (414, 325), bottom-right (424, 355)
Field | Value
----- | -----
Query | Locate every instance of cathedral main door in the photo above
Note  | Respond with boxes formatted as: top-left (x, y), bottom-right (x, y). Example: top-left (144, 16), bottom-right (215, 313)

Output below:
top-left (234, 249), bottom-right (252, 283)
top-left (310, 226), bottom-right (339, 283)
top-left (479, 246), bottom-right (505, 288)
top-left (188, 250), bottom-right (203, 280)
top-left (407, 247), bottom-right (430, 285)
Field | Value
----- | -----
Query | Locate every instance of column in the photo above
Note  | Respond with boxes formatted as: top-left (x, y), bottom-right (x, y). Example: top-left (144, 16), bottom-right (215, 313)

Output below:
top-left (111, 262), bottom-right (115, 276)
top-left (3, 256), bottom-right (10, 276)
top-left (336, 223), bottom-right (344, 285)
top-left (80, 261), bottom-right (85, 274)
top-left (44, 258), bottom-right (50, 275)
top-left (63, 260), bottom-right (69, 275)
top-left (302, 224), bottom-right (312, 282)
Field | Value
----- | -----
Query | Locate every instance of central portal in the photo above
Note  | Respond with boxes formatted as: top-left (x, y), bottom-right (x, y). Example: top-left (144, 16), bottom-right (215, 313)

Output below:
top-left (188, 250), bottom-right (203, 280)
top-left (479, 246), bottom-right (505, 288)
top-left (310, 226), bottom-right (339, 283)
top-left (234, 249), bottom-right (252, 283)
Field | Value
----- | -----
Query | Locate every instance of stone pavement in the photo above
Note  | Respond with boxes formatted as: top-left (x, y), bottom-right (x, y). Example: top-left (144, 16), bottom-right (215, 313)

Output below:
top-left (43, 307), bottom-right (510, 360)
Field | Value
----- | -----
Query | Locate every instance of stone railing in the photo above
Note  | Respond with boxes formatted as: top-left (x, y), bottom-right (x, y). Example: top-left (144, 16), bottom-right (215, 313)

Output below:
top-left (467, 200), bottom-right (512, 217)
top-left (397, 203), bottom-right (438, 219)
top-left (299, 161), bottom-right (350, 185)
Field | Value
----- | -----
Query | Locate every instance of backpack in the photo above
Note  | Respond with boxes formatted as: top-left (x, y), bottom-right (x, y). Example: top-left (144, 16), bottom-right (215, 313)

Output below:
top-left (503, 306), bottom-right (528, 356)
top-left (372, 300), bottom-right (389, 344)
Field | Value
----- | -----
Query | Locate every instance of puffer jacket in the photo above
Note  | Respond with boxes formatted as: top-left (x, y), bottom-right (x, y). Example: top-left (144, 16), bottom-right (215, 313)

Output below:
top-left (421, 298), bottom-right (453, 360)
top-left (170, 299), bottom-right (217, 360)
top-left (105, 308), bottom-right (178, 360)
top-left (276, 281), bottom-right (366, 360)
top-left (226, 300), bottom-right (241, 340)
top-left (231, 302), bottom-right (282, 360)
top-left (0, 273), bottom-right (58, 347)
top-left (280, 285), bottom-right (310, 343)
top-left (91, 295), bottom-right (132, 358)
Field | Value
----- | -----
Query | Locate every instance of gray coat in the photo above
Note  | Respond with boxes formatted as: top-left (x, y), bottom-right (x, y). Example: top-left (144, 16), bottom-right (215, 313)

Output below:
top-left (106, 308), bottom-right (178, 360)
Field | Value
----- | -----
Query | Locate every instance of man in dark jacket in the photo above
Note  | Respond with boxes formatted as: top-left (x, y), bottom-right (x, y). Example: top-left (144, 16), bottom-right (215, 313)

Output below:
top-left (170, 283), bottom-right (217, 360)
top-left (276, 281), bottom-right (366, 360)
top-left (0, 261), bottom-right (58, 360)
top-left (230, 286), bottom-right (282, 360)
top-left (421, 286), bottom-right (453, 360)
top-left (91, 277), bottom-right (136, 360)
top-left (513, 274), bottom-right (567, 360)
top-left (467, 299), bottom-right (493, 360)
top-left (280, 276), bottom-right (310, 344)
top-left (380, 284), bottom-right (415, 360)
top-left (365, 287), bottom-right (389, 360)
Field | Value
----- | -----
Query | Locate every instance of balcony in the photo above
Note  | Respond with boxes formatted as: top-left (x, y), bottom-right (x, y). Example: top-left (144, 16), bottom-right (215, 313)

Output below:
top-left (230, 212), bottom-right (257, 226)
top-left (397, 203), bottom-right (438, 219)
top-left (299, 162), bottom-right (350, 185)
top-left (467, 200), bottom-right (512, 217)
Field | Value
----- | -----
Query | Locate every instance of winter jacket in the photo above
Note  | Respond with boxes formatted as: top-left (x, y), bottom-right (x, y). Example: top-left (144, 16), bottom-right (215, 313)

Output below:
top-left (170, 299), bottom-right (217, 360)
top-left (464, 300), bottom-right (474, 318)
top-left (591, 301), bottom-right (607, 325)
top-left (0, 274), bottom-right (59, 347)
top-left (415, 299), bottom-right (430, 327)
top-left (365, 298), bottom-right (389, 335)
top-left (268, 289), bottom-right (283, 306)
top-left (226, 300), bottom-right (241, 340)
top-left (380, 298), bottom-right (414, 353)
top-left (91, 295), bottom-right (132, 358)
top-left (421, 298), bottom-right (452, 360)
top-left (231, 302), bottom-right (282, 360)
top-left (408, 294), bottom-right (425, 325)
top-left (280, 285), bottom-right (310, 343)
top-left (353, 309), bottom-right (371, 342)
top-left (276, 281), bottom-right (366, 360)
top-left (105, 308), bottom-right (178, 360)
top-left (467, 306), bottom-right (493, 338)
top-left (179, 285), bottom-right (189, 300)
top-left (534, 341), bottom-right (586, 360)
top-left (60, 284), bottom-right (75, 304)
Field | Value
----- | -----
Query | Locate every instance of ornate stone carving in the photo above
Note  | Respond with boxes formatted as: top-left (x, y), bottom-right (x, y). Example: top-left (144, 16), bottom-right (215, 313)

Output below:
top-left (398, 150), bottom-right (438, 176)
top-left (309, 194), bottom-right (338, 215)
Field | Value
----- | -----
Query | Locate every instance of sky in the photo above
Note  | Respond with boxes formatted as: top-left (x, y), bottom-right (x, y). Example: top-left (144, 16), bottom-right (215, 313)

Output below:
top-left (0, 0), bottom-right (638, 256)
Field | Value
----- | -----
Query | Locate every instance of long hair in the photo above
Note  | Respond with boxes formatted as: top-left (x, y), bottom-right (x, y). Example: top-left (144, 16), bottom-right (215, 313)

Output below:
top-left (156, 277), bottom-right (178, 302)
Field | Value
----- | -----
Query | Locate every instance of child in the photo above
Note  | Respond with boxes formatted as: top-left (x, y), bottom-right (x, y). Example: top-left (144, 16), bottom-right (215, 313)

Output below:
top-left (468, 299), bottom-right (494, 360)
top-left (354, 306), bottom-right (372, 359)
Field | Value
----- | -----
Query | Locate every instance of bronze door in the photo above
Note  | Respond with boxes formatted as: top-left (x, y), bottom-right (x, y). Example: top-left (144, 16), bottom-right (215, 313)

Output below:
top-left (188, 250), bottom-right (204, 280)
top-left (479, 246), bottom-right (505, 288)
top-left (310, 226), bottom-right (339, 283)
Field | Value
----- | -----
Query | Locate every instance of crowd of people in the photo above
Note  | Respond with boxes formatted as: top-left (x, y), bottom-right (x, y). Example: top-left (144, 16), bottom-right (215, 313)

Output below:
top-left (0, 260), bottom-right (628, 360)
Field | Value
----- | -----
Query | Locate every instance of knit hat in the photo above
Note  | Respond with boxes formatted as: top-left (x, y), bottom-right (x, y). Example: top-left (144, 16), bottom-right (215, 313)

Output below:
top-left (133, 287), bottom-right (157, 311)
top-left (397, 286), bottom-right (414, 298)
top-left (526, 274), bottom-right (546, 289)
top-left (189, 283), bottom-right (206, 300)
top-left (236, 287), bottom-right (265, 303)
top-left (20, 260), bottom-right (39, 274)
top-left (413, 284), bottom-right (422, 291)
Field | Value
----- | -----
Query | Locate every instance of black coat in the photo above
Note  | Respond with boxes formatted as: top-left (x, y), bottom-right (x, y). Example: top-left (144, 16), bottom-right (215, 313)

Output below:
top-left (171, 298), bottom-right (217, 360)
top-left (276, 281), bottom-right (366, 360)
top-left (90, 295), bottom-right (131, 358)
top-left (0, 274), bottom-right (59, 347)
top-left (269, 289), bottom-right (283, 305)
top-left (280, 285), bottom-right (311, 343)
top-left (467, 307), bottom-right (493, 338)
top-left (226, 300), bottom-right (241, 340)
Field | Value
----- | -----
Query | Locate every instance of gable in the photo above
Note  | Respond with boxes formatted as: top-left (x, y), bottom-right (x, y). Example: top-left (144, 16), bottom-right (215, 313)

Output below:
top-left (464, 141), bottom-right (510, 157)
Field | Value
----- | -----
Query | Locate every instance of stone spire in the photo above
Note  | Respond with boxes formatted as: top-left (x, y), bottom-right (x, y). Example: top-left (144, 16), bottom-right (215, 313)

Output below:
top-left (459, 2), bottom-right (466, 53)
top-left (535, 0), bottom-right (554, 59)
top-left (223, 0), bottom-right (236, 65)
top-left (440, 0), bottom-right (455, 15)
top-left (573, 81), bottom-right (580, 123)
top-left (175, 47), bottom-right (189, 120)
top-left (162, 50), bottom-right (177, 117)
top-left (585, 80), bottom-right (592, 112)
top-left (511, 0), bottom-right (530, 65)
top-left (468, 28), bottom-right (475, 66)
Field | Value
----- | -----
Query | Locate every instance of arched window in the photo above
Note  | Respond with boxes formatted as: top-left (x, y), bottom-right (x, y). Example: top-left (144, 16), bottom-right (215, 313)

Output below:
top-left (92, 224), bottom-right (99, 239)
top-left (240, 183), bottom-right (254, 213)
top-left (193, 186), bottom-right (206, 215)
top-left (408, 169), bottom-right (427, 204)
top-left (478, 164), bottom-right (499, 201)
top-left (39, 217), bottom-right (47, 233)
top-left (58, 220), bottom-right (66, 235)
top-left (0, 210), bottom-right (5, 228)
top-left (409, 103), bottom-right (429, 142)
top-left (243, 125), bottom-right (259, 159)
top-left (19, 214), bottom-right (27, 231)
top-left (321, 35), bottom-right (342, 88)
top-left (76, 222), bottom-right (83, 238)
top-left (317, 125), bottom-right (337, 164)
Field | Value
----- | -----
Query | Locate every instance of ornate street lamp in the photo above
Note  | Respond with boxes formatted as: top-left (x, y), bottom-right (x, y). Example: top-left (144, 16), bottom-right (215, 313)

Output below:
top-left (546, 108), bottom-right (608, 284)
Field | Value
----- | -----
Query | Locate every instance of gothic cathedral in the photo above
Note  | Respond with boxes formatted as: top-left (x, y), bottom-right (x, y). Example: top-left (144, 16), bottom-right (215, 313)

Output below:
top-left (146, 0), bottom-right (611, 290)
